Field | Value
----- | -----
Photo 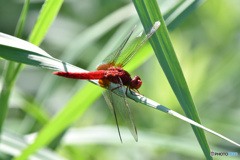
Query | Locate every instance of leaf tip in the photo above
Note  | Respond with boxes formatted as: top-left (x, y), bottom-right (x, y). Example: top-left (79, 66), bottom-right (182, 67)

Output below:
top-left (154, 21), bottom-right (161, 30)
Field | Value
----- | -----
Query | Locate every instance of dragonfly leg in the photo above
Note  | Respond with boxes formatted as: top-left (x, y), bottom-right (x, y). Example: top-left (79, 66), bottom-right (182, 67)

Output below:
top-left (110, 86), bottom-right (124, 97)
top-left (111, 85), bottom-right (142, 97)
top-left (111, 85), bottom-right (122, 91)
top-left (129, 88), bottom-right (142, 96)
top-left (126, 87), bottom-right (129, 96)
top-left (129, 88), bottom-right (134, 95)
top-left (135, 89), bottom-right (141, 95)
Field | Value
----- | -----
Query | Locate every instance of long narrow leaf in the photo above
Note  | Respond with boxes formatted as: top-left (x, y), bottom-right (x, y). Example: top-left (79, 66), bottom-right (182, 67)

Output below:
top-left (0, 0), bottom-right (64, 139)
top-left (29, 0), bottom-right (64, 45)
top-left (0, 130), bottom-right (66, 160)
top-left (0, 33), bottom-right (85, 73)
top-left (0, 0), bottom-right (30, 136)
top-left (133, 0), bottom-right (211, 159)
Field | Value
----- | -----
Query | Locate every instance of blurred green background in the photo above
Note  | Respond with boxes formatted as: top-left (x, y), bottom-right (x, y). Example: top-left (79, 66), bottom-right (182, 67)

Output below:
top-left (0, 0), bottom-right (240, 159)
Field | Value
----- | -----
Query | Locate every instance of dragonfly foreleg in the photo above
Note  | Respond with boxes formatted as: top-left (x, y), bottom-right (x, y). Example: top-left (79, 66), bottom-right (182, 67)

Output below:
top-left (129, 88), bottom-right (142, 96)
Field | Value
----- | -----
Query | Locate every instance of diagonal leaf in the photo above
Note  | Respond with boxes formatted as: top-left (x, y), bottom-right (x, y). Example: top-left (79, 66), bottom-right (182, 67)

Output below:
top-left (0, 33), bottom-right (85, 73)
top-left (0, 0), bottom-right (64, 138)
top-left (0, 130), bottom-right (66, 160)
top-left (132, 0), bottom-right (211, 159)
top-left (28, 0), bottom-right (64, 45)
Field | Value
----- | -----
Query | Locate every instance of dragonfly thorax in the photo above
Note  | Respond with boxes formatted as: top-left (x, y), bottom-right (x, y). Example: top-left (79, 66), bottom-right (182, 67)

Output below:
top-left (104, 67), bottom-right (131, 84)
top-left (104, 67), bottom-right (142, 90)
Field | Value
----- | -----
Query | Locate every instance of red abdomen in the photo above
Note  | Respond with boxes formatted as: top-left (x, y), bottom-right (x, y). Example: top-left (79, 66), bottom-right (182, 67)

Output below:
top-left (53, 70), bottom-right (106, 79)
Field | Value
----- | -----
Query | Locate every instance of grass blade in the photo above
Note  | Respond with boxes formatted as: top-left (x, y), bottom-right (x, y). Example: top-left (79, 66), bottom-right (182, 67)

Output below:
top-left (0, 130), bottom-right (66, 160)
top-left (28, 0), bottom-right (63, 45)
top-left (14, 0), bottom-right (30, 38)
top-left (132, 0), bottom-right (211, 159)
top-left (0, 0), bottom-right (30, 136)
top-left (13, 83), bottom-right (101, 160)
top-left (0, 33), bottom-right (85, 73)
top-left (0, 0), bottom-right (63, 138)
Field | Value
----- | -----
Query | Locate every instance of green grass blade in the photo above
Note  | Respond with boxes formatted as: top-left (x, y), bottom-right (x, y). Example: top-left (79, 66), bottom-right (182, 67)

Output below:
top-left (28, 0), bottom-right (63, 45)
top-left (1, 130), bottom-right (66, 160)
top-left (0, 61), bottom-right (15, 135)
top-left (132, 0), bottom-right (211, 159)
top-left (0, 0), bottom-right (30, 136)
top-left (21, 98), bottom-right (50, 125)
top-left (0, 33), bottom-right (85, 73)
top-left (60, 4), bottom-right (136, 63)
top-left (13, 83), bottom-right (100, 160)
top-left (14, 0), bottom-right (30, 38)
top-left (165, 0), bottom-right (206, 30)
top-left (0, 0), bottom-right (63, 138)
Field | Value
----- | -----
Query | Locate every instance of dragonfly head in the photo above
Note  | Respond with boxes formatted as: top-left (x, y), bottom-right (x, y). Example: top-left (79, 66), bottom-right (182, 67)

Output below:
top-left (130, 76), bottom-right (142, 90)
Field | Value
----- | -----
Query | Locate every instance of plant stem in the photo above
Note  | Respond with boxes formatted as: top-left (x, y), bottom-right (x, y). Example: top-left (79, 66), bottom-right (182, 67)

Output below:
top-left (0, 0), bottom-right (30, 136)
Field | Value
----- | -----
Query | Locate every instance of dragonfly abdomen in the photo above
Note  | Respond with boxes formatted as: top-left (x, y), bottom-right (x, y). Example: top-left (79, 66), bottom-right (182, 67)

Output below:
top-left (53, 71), bottom-right (106, 79)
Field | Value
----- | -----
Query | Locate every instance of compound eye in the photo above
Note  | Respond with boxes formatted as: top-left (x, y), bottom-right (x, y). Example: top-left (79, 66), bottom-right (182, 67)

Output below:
top-left (130, 76), bottom-right (142, 89)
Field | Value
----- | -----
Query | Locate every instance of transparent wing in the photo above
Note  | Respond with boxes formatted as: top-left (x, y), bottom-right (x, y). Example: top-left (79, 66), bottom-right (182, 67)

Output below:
top-left (115, 21), bottom-right (160, 67)
top-left (100, 85), bottom-right (123, 142)
top-left (97, 25), bottom-right (136, 69)
top-left (99, 78), bottom-right (138, 142)
top-left (113, 77), bottom-right (138, 141)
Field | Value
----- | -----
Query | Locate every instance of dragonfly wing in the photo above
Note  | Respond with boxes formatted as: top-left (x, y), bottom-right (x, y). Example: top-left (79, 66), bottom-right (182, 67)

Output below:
top-left (100, 85), bottom-right (123, 142)
top-left (115, 21), bottom-right (160, 67)
top-left (97, 25), bottom-right (136, 69)
top-left (100, 78), bottom-right (138, 142)
top-left (110, 77), bottom-right (138, 141)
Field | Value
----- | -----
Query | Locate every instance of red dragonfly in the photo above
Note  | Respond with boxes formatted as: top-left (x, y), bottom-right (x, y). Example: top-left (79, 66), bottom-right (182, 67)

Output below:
top-left (53, 21), bottom-right (160, 142)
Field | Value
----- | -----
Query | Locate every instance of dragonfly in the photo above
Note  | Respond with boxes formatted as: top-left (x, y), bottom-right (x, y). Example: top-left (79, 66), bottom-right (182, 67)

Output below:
top-left (53, 21), bottom-right (160, 142)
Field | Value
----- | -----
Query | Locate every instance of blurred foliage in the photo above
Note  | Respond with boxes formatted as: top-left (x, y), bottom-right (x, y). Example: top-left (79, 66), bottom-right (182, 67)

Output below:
top-left (0, 0), bottom-right (240, 160)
